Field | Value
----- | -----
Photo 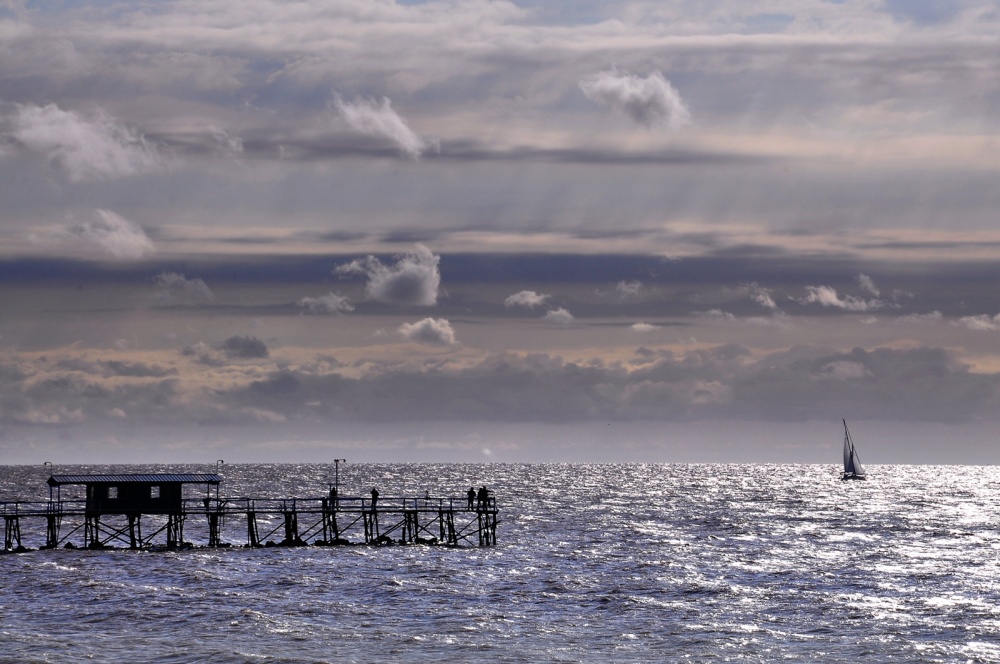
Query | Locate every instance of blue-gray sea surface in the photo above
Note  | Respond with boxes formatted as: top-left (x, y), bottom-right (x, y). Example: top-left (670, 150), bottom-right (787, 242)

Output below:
top-left (2, 463), bottom-right (1000, 662)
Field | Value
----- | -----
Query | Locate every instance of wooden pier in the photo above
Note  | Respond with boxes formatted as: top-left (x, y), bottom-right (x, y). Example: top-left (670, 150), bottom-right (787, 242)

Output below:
top-left (0, 474), bottom-right (498, 552)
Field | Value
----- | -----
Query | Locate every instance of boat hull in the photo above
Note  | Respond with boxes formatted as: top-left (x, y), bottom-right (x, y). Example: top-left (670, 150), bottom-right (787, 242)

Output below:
top-left (841, 473), bottom-right (866, 481)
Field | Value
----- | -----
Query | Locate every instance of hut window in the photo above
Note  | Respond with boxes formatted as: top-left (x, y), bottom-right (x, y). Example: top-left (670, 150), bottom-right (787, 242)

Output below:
top-left (150, 485), bottom-right (160, 499)
top-left (107, 486), bottom-right (118, 499)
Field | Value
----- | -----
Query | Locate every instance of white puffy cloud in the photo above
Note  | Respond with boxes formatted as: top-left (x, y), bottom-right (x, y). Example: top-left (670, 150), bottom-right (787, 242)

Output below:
top-left (18, 406), bottom-right (85, 425)
top-left (181, 341), bottom-right (227, 366)
top-left (616, 280), bottom-right (642, 298)
top-left (800, 285), bottom-right (882, 312)
top-left (858, 273), bottom-right (880, 296)
top-left (740, 282), bottom-right (779, 311)
top-left (580, 69), bottom-right (691, 129)
top-left (9, 103), bottom-right (161, 181)
top-left (298, 292), bottom-right (354, 314)
top-left (334, 95), bottom-right (429, 159)
top-left (956, 314), bottom-right (1000, 331)
top-left (631, 322), bottom-right (659, 332)
top-left (154, 272), bottom-right (214, 303)
top-left (398, 317), bottom-right (457, 345)
top-left (543, 307), bottom-right (575, 324)
top-left (699, 309), bottom-right (736, 320)
top-left (336, 244), bottom-right (441, 306)
top-left (64, 209), bottom-right (156, 259)
top-left (817, 360), bottom-right (871, 380)
top-left (504, 290), bottom-right (550, 308)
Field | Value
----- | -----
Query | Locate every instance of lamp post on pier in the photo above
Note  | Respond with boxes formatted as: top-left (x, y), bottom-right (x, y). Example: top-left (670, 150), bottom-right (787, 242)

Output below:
top-left (333, 459), bottom-right (346, 496)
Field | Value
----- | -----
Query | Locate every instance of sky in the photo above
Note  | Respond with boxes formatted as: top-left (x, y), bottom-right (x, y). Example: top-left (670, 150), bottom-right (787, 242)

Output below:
top-left (2, 0), bottom-right (1000, 464)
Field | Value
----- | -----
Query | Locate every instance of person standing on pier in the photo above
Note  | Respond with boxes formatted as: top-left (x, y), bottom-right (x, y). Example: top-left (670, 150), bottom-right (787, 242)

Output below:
top-left (467, 487), bottom-right (476, 510)
top-left (476, 486), bottom-right (488, 511)
top-left (370, 487), bottom-right (379, 509)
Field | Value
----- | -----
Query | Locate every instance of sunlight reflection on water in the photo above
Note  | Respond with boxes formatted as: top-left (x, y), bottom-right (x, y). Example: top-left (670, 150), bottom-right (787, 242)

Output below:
top-left (2, 463), bottom-right (1000, 661)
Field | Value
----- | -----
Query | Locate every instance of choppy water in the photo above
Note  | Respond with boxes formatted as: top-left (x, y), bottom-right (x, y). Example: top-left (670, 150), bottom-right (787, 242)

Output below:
top-left (3, 463), bottom-right (1000, 662)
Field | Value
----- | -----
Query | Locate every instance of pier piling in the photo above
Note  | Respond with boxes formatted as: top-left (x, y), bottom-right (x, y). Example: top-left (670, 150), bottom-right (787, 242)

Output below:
top-left (4, 515), bottom-right (22, 552)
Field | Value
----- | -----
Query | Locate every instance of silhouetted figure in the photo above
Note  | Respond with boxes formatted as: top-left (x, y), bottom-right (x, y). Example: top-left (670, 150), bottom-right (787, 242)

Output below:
top-left (476, 486), bottom-right (488, 511)
top-left (329, 486), bottom-right (338, 508)
top-left (467, 487), bottom-right (476, 510)
top-left (370, 487), bottom-right (379, 509)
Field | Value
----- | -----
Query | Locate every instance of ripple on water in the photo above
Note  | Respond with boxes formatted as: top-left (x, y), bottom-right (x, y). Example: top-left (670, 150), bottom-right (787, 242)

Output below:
top-left (4, 463), bottom-right (1000, 661)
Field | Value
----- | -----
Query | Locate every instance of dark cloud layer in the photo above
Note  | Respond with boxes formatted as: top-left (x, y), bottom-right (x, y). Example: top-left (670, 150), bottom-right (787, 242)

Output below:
top-left (4, 345), bottom-right (996, 430)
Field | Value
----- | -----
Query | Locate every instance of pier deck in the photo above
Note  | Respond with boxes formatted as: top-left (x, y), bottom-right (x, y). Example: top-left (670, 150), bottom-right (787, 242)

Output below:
top-left (1, 478), bottom-right (498, 552)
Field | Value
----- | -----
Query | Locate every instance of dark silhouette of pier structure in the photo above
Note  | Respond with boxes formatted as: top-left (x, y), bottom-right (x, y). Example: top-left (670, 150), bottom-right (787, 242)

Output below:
top-left (0, 474), bottom-right (498, 552)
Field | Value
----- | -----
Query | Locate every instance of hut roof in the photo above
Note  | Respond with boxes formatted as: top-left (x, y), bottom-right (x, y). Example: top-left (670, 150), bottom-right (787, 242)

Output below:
top-left (47, 474), bottom-right (222, 487)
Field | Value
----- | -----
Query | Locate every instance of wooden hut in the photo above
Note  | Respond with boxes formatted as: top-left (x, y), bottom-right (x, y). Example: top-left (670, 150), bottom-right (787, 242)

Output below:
top-left (47, 474), bottom-right (221, 515)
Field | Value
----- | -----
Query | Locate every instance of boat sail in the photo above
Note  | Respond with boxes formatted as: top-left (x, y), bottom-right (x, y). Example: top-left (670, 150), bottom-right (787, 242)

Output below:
top-left (841, 419), bottom-right (866, 480)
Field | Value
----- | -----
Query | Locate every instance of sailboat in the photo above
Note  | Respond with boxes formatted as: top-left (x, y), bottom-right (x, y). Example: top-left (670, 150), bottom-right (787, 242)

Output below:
top-left (841, 419), bottom-right (866, 480)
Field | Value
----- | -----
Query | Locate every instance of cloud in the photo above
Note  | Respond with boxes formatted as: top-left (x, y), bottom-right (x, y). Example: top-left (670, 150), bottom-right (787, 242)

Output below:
top-left (956, 314), bottom-right (1000, 331)
top-left (896, 311), bottom-right (944, 324)
top-left (398, 317), bottom-right (457, 345)
top-left (699, 309), bottom-right (736, 320)
top-left (858, 274), bottom-right (880, 296)
top-left (740, 282), bottom-right (779, 311)
top-left (101, 360), bottom-right (177, 378)
top-left (616, 280), bottom-right (642, 298)
top-left (883, 0), bottom-right (962, 26)
top-left (7, 340), bottom-right (1000, 432)
top-left (219, 345), bottom-right (994, 424)
top-left (800, 285), bottom-right (882, 312)
top-left (631, 322), bottom-right (660, 332)
top-left (505, 290), bottom-right (550, 309)
top-left (746, 313), bottom-right (791, 327)
top-left (154, 272), bottom-right (214, 303)
top-left (334, 95), bottom-right (430, 159)
top-left (335, 244), bottom-right (441, 306)
top-left (64, 209), bottom-right (156, 259)
top-left (298, 292), bottom-right (354, 314)
top-left (816, 360), bottom-right (871, 380)
top-left (209, 126), bottom-right (244, 158)
top-left (220, 335), bottom-right (269, 359)
top-left (580, 69), bottom-right (691, 129)
top-left (181, 341), bottom-right (227, 366)
top-left (543, 307), bottom-right (575, 324)
top-left (9, 103), bottom-right (161, 180)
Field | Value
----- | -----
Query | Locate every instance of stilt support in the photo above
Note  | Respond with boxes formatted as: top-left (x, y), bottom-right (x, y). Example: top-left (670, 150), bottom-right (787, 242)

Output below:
top-left (321, 498), bottom-right (341, 543)
top-left (477, 506), bottom-right (497, 547)
top-left (127, 515), bottom-right (141, 549)
top-left (208, 512), bottom-right (221, 547)
top-left (363, 510), bottom-right (380, 543)
top-left (45, 513), bottom-right (60, 549)
top-left (283, 507), bottom-right (300, 545)
top-left (4, 515), bottom-right (22, 551)
top-left (167, 513), bottom-right (184, 549)
top-left (84, 515), bottom-right (100, 549)
top-left (247, 510), bottom-right (259, 547)
top-left (403, 510), bottom-right (418, 544)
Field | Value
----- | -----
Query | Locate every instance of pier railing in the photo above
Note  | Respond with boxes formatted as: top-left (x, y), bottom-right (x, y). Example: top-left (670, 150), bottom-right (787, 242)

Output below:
top-left (0, 494), bottom-right (498, 553)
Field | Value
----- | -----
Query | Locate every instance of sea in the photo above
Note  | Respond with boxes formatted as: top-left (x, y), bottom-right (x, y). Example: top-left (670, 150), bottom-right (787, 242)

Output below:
top-left (2, 463), bottom-right (1000, 663)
